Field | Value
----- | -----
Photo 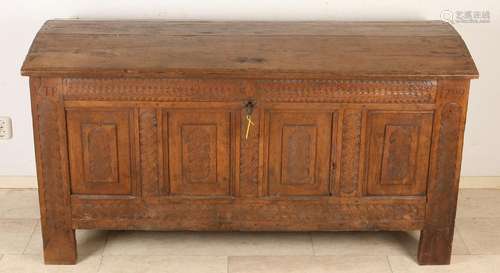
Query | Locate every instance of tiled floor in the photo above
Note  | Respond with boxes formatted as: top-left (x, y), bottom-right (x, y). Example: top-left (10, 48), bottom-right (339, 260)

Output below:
top-left (0, 189), bottom-right (499, 272)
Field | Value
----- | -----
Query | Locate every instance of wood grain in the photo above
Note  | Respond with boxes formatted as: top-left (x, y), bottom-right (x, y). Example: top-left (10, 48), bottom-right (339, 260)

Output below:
top-left (71, 196), bottom-right (426, 231)
top-left (417, 80), bottom-right (470, 265)
top-left (139, 109), bottom-right (161, 196)
top-left (22, 20), bottom-right (478, 79)
top-left (365, 111), bottom-right (433, 196)
top-left (30, 77), bottom-right (76, 264)
top-left (257, 80), bottom-right (437, 103)
top-left (23, 21), bottom-right (478, 265)
top-left (339, 109), bottom-right (363, 197)
top-left (166, 110), bottom-right (233, 196)
top-left (66, 109), bottom-right (135, 195)
top-left (266, 111), bottom-right (334, 196)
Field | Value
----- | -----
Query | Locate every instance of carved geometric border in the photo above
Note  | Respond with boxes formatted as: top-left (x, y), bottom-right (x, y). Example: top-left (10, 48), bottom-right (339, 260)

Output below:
top-left (62, 78), bottom-right (437, 104)
top-left (71, 200), bottom-right (425, 223)
top-left (257, 80), bottom-right (437, 103)
top-left (62, 78), bottom-right (246, 101)
top-left (339, 110), bottom-right (362, 196)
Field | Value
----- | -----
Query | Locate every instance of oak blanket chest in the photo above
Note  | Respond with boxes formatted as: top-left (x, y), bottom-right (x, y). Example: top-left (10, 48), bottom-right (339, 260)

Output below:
top-left (21, 20), bottom-right (478, 265)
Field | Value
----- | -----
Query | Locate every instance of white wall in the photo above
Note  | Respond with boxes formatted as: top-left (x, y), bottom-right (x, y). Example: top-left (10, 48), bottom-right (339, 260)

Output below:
top-left (0, 0), bottom-right (498, 176)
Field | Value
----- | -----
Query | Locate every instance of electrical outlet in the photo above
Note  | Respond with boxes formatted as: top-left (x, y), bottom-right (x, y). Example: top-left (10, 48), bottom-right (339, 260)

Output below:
top-left (0, 117), bottom-right (12, 139)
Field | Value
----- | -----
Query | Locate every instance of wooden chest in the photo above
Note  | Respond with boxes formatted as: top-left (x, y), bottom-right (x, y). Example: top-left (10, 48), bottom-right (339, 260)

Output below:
top-left (21, 20), bottom-right (478, 265)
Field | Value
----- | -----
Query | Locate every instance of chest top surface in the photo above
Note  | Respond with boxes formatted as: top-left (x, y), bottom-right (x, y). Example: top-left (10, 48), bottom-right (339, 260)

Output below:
top-left (21, 20), bottom-right (478, 79)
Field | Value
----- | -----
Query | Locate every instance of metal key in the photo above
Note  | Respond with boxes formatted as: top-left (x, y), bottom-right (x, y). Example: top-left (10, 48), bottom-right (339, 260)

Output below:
top-left (244, 100), bottom-right (256, 140)
top-left (245, 114), bottom-right (255, 139)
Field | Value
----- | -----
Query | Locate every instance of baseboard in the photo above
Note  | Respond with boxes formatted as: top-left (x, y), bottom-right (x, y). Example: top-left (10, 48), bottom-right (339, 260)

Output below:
top-left (459, 176), bottom-right (500, 189)
top-left (1, 176), bottom-right (500, 190)
top-left (0, 176), bottom-right (38, 189)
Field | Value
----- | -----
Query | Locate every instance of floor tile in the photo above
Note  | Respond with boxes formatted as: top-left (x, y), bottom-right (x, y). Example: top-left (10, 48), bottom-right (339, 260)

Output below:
top-left (312, 231), bottom-right (411, 256)
top-left (1, 188), bottom-right (498, 272)
top-left (104, 231), bottom-right (313, 256)
top-left (24, 222), bottom-right (108, 259)
top-left (0, 219), bottom-right (36, 233)
top-left (457, 218), bottom-right (500, 254)
top-left (0, 219), bottom-right (36, 254)
top-left (457, 189), bottom-right (500, 218)
top-left (0, 190), bottom-right (39, 219)
top-left (99, 255), bottom-right (227, 273)
top-left (312, 230), bottom-right (468, 256)
top-left (0, 254), bottom-right (101, 273)
top-left (228, 255), bottom-right (392, 273)
top-left (451, 230), bottom-right (471, 255)
top-left (389, 255), bottom-right (500, 273)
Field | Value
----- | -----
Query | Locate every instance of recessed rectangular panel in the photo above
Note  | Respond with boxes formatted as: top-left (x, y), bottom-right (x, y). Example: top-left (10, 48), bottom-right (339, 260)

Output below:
top-left (366, 111), bottom-right (433, 196)
top-left (379, 124), bottom-right (419, 185)
top-left (281, 125), bottom-right (317, 185)
top-left (167, 110), bottom-right (231, 196)
top-left (82, 124), bottom-right (119, 183)
top-left (66, 109), bottom-right (134, 195)
top-left (267, 111), bottom-right (335, 196)
top-left (181, 124), bottom-right (218, 184)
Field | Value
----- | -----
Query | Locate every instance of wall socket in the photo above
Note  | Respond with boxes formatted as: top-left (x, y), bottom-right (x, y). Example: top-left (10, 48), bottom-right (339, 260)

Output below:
top-left (0, 117), bottom-right (13, 139)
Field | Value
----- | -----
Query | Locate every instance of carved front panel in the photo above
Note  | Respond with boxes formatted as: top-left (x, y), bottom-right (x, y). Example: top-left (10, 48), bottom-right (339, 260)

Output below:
top-left (266, 111), bottom-right (336, 196)
top-left (66, 109), bottom-right (135, 195)
top-left (165, 110), bottom-right (232, 196)
top-left (366, 111), bottom-right (433, 196)
top-left (82, 124), bottom-right (119, 183)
